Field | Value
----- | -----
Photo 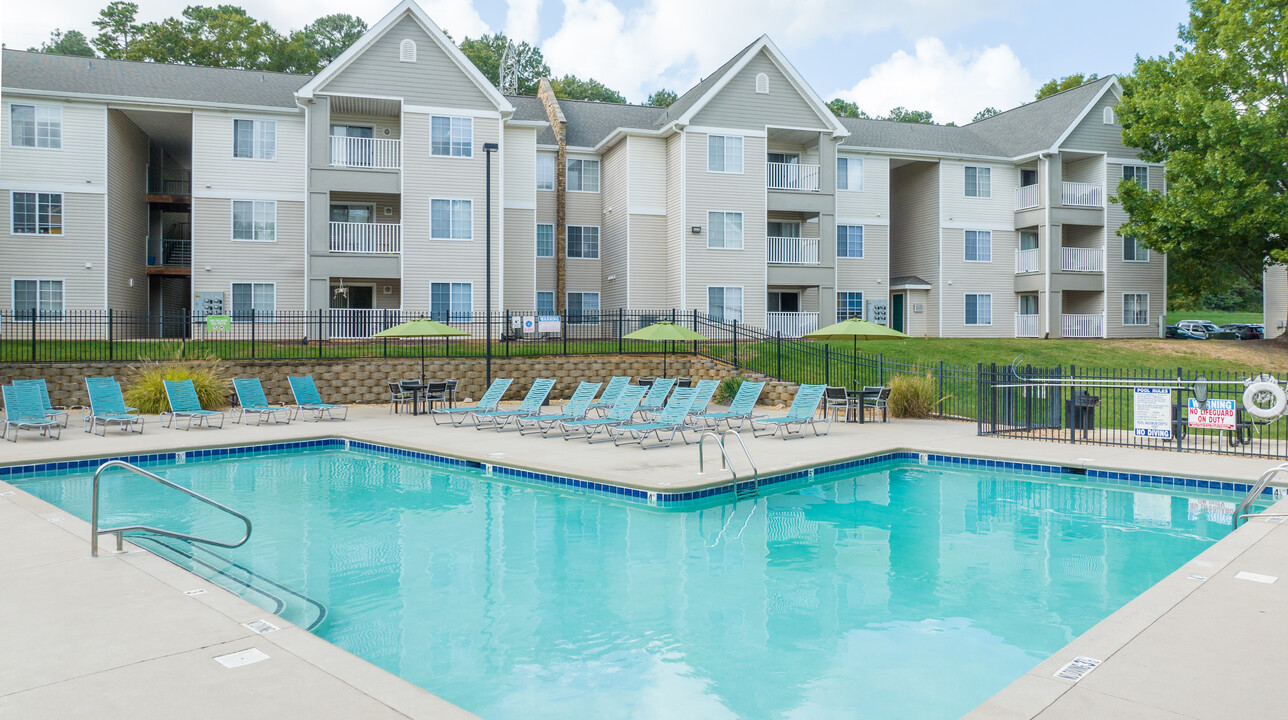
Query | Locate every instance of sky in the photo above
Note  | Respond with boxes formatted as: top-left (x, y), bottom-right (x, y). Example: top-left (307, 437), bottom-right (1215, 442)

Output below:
top-left (3, 0), bottom-right (1191, 124)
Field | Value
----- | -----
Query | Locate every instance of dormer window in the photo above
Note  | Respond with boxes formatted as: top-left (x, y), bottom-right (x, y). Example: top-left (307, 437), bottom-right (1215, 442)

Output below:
top-left (1103, 107), bottom-right (1115, 124)
top-left (400, 39), bottom-right (417, 63)
top-left (755, 73), bottom-right (769, 94)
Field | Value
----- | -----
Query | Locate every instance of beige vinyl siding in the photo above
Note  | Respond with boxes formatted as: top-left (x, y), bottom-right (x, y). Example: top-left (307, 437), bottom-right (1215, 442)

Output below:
top-left (329, 192), bottom-right (400, 222)
top-left (106, 109), bottom-right (149, 314)
top-left (190, 197), bottom-right (305, 312)
top-left (899, 289), bottom-right (932, 337)
top-left (629, 214), bottom-right (667, 308)
top-left (627, 136), bottom-right (666, 212)
top-left (535, 190), bottom-right (556, 301)
top-left (503, 126), bottom-right (535, 208)
top-left (665, 132), bottom-right (684, 308)
top-left (691, 50), bottom-right (828, 131)
top-left (836, 153), bottom-right (889, 220)
top-left (329, 113), bottom-right (401, 140)
top-left (836, 224), bottom-right (889, 314)
top-left (1062, 156), bottom-right (1101, 185)
top-left (565, 154), bottom-right (602, 224)
top-left (1, 98), bottom-right (106, 188)
top-left (0, 192), bottom-right (105, 311)
top-left (503, 210), bottom-right (535, 308)
top-left (1063, 290), bottom-right (1102, 315)
top-left (192, 111), bottom-right (305, 196)
top-left (1264, 266), bottom-right (1287, 338)
top-left (889, 162), bottom-right (940, 335)
top-left (940, 160), bottom-right (1017, 227)
top-left (1105, 161), bottom-right (1165, 337)
top-left (1061, 90), bottom-right (1131, 155)
top-left (940, 227), bottom-right (1018, 337)
top-left (599, 141), bottom-right (628, 310)
top-left (1062, 223), bottom-right (1100, 249)
top-left (319, 16), bottom-right (494, 110)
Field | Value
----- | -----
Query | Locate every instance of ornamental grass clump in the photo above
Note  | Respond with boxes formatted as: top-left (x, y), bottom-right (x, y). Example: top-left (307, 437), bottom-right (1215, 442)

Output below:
top-left (887, 372), bottom-right (945, 419)
top-left (714, 375), bottom-right (747, 405)
top-left (124, 353), bottom-right (232, 414)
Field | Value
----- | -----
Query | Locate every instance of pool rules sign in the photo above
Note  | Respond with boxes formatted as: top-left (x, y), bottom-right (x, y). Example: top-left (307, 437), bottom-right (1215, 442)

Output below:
top-left (1133, 388), bottom-right (1172, 439)
top-left (1188, 398), bottom-right (1236, 430)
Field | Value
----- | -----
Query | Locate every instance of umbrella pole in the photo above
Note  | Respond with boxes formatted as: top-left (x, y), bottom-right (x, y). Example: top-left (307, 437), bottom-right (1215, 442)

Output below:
top-left (420, 335), bottom-right (426, 384)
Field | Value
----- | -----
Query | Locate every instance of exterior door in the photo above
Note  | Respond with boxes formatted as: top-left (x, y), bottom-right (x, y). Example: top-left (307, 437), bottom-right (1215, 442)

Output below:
top-left (767, 291), bottom-right (800, 313)
top-left (891, 293), bottom-right (905, 333)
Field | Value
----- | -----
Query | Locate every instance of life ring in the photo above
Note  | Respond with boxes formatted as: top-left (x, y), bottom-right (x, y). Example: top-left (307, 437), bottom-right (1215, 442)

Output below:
top-left (1243, 376), bottom-right (1287, 420)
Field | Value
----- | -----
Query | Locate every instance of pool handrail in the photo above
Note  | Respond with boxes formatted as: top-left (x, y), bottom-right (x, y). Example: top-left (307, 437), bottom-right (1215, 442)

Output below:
top-left (1233, 462), bottom-right (1288, 528)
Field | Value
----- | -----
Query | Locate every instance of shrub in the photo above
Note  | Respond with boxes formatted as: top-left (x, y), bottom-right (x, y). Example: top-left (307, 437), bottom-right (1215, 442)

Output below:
top-left (124, 353), bottom-right (232, 414)
top-left (887, 372), bottom-right (945, 419)
top-left (714, 375), bottom-right (746, 405)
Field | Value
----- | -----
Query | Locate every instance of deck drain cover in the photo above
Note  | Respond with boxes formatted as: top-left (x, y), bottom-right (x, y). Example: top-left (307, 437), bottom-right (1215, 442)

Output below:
top-left (0, 491), bottom-right (14, 496)
top-left (1053, 656), bottom-right (1101, 682)
top-left (244, 619), bottom-right (280, 634)
top-left (1235, 571), bottom-right (1277, 584)
top-left (214, 648), bottom-right (270, 668)
top-left (185, 589), bottom-right (207, 596)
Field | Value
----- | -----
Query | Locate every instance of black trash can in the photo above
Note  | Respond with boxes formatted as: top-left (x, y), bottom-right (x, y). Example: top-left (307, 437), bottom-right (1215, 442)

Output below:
top-left (1065, 390), bottom-right (1100, 434)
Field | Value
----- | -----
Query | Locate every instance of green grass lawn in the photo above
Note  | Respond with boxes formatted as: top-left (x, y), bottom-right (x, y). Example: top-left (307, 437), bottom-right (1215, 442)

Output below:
top-left (1165, 310), bottom-right (1263, 327)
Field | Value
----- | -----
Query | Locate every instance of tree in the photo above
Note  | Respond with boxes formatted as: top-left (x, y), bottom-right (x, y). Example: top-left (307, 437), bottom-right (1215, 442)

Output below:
top-left (133, 5), bottom-right (288, 69)
top-left (303, 14), bottom-right (366, 67)
top-left (885, 107), bottom-right (934, 124)
top-left (30, 29), bottom-right (95, 57)
top-left (550, 74), bottom-right (626, 103)
top-left (646, 89), bottom-right (678, 107)
top-left (826, 98), bottom-right (869, 118)
top-left (1114, 0), bottom-right (1287, 294)
top-left (92, 1), bottom-right (141, 59)
top-left (460, 33), bottom-right (549, 95)
top-left (1035, 73), bottom-right (1098, 100)
top-left (972, 107), bottom-right (1000, 122)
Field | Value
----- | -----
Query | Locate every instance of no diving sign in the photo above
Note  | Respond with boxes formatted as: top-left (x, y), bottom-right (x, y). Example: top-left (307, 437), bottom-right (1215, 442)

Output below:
top-left (1188, 398), bottom-right (1236, 430)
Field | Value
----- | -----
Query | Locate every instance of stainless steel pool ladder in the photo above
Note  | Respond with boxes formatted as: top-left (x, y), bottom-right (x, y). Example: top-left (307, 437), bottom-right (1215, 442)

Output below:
top-left (91, 460), bottom-right (253, 557)
top-left (698, 430), bottom-right (760, 499)
top-left (1233, 462), bottom-right (1288, 529)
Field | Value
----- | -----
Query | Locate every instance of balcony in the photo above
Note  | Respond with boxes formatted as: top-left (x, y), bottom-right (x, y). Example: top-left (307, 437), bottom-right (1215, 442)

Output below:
top-left (147, 166), bottom-right (191, 201)
top-left (329, 222), bottom-right (401, 254)
top-left (767, 237), bottom-right (819, 265)
top-left (1015, 248), bottom-right (1040, 274)
top-left (1061, 247), bottom-right (1103, 272)
top-left (766, 162), bottom-right (820, 192)
top-left (1015, 184), bottom-right (1040, 210)
top-left (766, 312), bottom-right (819, 338)
top-left (329, 136), bottom-right (401, 170)
top-left (1015, 314), bottom-right (1040, 338)
top-left (1061, 313), bottom-right (1103, 338)
top-left (1061, 182), bottom-right (1102, 208)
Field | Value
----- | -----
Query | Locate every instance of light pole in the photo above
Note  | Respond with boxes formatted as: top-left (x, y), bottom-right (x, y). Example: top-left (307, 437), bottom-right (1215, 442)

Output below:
top-left (483, 142), bottom-right (498, 386)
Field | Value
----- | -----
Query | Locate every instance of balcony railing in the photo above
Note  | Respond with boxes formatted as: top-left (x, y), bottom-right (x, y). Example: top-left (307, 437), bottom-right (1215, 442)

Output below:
top-left (766, 236), bottom-right (819, 265)
top-left (1015, 184), bottom-right (1040, 210)
top-left (766, 162), bottom-right (820, 192)
top-left (1061, 313), bottom-right (1103, 338)
top-left (1015, 248), bottom-right (1040, 274)
top-left (1015, 314), bottom-right (1040, 338)
top-left (147, 166), bottom-right (190, 195)
top-left (329, 308), bottom-right (401, 339)
top-left (765, 312), bottom-right (819, 338)
top-left (329, 222), bottom-right (401, 254)
top-left (329, 136), bottom-right (401, 170)
top-left (1061, 182), bottom-right (1102, 208)
top-left (146, 238), bottom-right (191, 267)
top-left (1060, 246), bottom-right (1104, 272)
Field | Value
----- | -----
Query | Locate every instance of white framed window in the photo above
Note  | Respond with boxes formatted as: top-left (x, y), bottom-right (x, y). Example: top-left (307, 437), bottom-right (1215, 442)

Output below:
top-left (837, 157), bottom-right (863, 191)
top-left (964, 230), bottom-right (992, 262)
top-left (431, 116), bottom-right (472, 157)
top-left (12, 279), bottom-right (64, 320)
top-left (1123, 236), bottom-right (1149, 262)
top-left (430, 199), bottom-right (473, 240)
top-left (536, 154), bottom-right (555, 190)
top-left (430, 282), bottom-right (472, 321)
top-left (567, 158), bottom-right (600, 192)
top-left (536, 224), bottom-right (554, 257)
top-left (231, 200), bottom-right (276, 241)
top-left (536, 291), bottom-right (555, 316)
top-left (1103, 107), bottom-right (1115, 124)
top-left (9, 104), bottom-right (62, 149)
top-left (707, 286), bottom-right (743, 323)
top-left (965, 294), bottom-right (992, 326)
top-left (10, 191), bottom-right (63, 235)
top-left (755, 73), bottom-right (769, 94)
top-left (837, 291), bottom-right (864, 320)
top-left (567, 225), bottom-right (599, 259)
top-left (231, 282), bottom-right (275, 321)
top-left (399, 39), bottom-right (417, 62)
top-left (1123, 165), bottom-right (1149, 188)
top-left (837, 225), bottom-right (864, 258)
top-left (707, 135), bottom-right (743, 173)
top-left (1123, 293), bottom-right (1149, 325)
top-left (232, 118), bottom-right (276, 160)
top-left (567, 291), bottom-right (599, 324)
top-left (965, 166), bottom-right (991, 198)
top-left (707, 211), bottom-right (743, 249)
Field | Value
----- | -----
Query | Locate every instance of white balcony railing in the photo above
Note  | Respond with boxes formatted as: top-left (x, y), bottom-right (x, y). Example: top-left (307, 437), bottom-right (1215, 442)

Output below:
top-left (329, 309), bottom-right (399, 339)
top-left (1015, 314), bottom-right (1040, 338)
top-left (1061, 313), bottom-right (1104, 338)
top-left (766, 236), bottom-right (819, 265)
top-left (1015, 184), bottom-right (1040, 210)
top-left (766, 312), bottom-right (820, 338)
top-left (329, 222), bottom-right (401, 254)
top-left (329, 136), bottom-right (401, 169)
top-left (1061, 246), bottom-right (1104, 272)
top-left (1061, 181), bottom-right (1102, 207)
top-left (766, 162), bottom-right (821, 192)
top-left (1015, 248), bottom-right (1040, 274)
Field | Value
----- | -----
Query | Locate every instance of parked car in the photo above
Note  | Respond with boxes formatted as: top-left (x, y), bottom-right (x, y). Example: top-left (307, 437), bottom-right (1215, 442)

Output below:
top-left (1166, 325), bottom-right (1206, 340)
top-left (1220, 323), bottom-right (1263, 340)
top-left (1175, 320), bottom-right (1238, 340)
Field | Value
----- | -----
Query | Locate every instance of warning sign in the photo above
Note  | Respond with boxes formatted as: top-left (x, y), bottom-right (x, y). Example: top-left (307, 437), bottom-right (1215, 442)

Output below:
top-left (1187, 398), bottom-right (1236, 430)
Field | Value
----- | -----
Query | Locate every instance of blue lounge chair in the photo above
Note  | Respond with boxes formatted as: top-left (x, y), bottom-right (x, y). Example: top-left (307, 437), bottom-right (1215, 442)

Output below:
top-left (750, 384), bottom-right (830, 439)
top-left (231, 378), bottom-right (291, 425)
top-left (434, 378), bottom-right (513, 426)
top-left (635, 378), bottom-right (677, 417)
top-left (690, 381), bottom-right (765, 433)
top-left (474, 378), bottom-right (557, 431)
top-left (685, 379), bottom-right (720, 417)
top-left (13, 378), bottom-right (68, 427)
top-left (84, 378), bottom-right (143, 436)
top-left (558, 385), bottom-right (646, 442)
top-left (611, 387), bottom-right (697, 449)
top-left (587, 376), bottom-right (631, 417)
top-left (3, 384), bottom-right (62, 442)
top-left (517, 381), bottom-right (602, 436)
top-left (86, 376), bottom-right (138, 414)
top-left (161, 379), bottom-right (225, 430)
top-left (288, 375), bottom-right (348, 421)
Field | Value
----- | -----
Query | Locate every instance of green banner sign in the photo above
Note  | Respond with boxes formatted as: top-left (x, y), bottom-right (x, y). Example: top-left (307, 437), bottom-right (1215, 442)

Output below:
top-left (205, 314), bottom-right (231, 331)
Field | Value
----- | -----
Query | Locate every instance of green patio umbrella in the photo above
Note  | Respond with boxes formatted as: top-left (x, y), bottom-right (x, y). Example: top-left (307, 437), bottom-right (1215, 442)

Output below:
top-left (373, 318), bottom-right (470, 383)
top-left (622, 320), bottom-right (708, 378)
top-left (802, 317), bottom-right (909, 354)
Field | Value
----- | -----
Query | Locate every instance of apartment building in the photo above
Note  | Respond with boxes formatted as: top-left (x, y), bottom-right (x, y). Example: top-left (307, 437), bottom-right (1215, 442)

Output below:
top-left (0, 0), bottom-right (1165, 340)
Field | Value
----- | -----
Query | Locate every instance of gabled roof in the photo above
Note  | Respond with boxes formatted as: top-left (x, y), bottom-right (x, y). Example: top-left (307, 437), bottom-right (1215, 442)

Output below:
top-left (506, 95), bottom-right (558, 144)
top-left (652, 37), bottom-right (759, 129)
top-left (838, 116), bottom-right (1008, 157)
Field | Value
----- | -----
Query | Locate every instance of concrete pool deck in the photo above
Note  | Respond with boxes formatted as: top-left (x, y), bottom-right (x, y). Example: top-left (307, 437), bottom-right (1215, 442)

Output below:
top-left (2, 405), bottom-right (1286, 718)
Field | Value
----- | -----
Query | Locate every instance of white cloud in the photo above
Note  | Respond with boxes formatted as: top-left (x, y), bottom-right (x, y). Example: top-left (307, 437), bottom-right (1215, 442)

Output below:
top-left (504, 0), bottom-right (544, 44)
top-left (833, 38), bottom-right (1035, 125)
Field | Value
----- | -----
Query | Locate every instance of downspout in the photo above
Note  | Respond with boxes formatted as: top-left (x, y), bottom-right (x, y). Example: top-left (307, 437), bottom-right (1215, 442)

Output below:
top-left (1042, 152), bottom-right (1052, 339)
top-left (537, 78), bottom-right (568, 314)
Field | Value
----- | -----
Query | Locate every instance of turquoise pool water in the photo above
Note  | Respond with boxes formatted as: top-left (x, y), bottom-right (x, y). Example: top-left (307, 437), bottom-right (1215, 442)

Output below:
top-left (13, 448), bottom-right (1234, 719)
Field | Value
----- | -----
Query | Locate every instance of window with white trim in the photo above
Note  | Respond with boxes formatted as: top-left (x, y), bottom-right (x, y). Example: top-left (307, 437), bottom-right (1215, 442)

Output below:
top-left (536, 291), bottom-right (555, 316)
top-left (12, 279), bottom-right (63, 320)
top-left (965, 166), bottom-right (991, 197)
top-left (1103, 107), bottom-right (1115, 124)
top-left (1123, 293), bottom-right (1149, 325)
top-left (964, 230), bottom-right (992, 262)
top-left (965, 294), bottom-right (992, 326)
top-left (707, 286), bottom-right (743, 323)
top-left (231, 200), bottom-right (276, 241)
top-left (231, 282), bottom-right (275, 321)
top-left (755, 73), bottom-right (769, 94)
top-left (536, 223), bottom-right (554, 257)
top-left (430, 282), bottom-right (472, 321)
top-left (232, 119), bottom-right (276, 160)
top-left (431, 116), bottom-right (472, 157)
top-left (567, 158), bottom-right (599, 192)
top-left (567, 292), bottom-right (599, 324)
top-left (11, 192), bottom-right (62, 235)
top-left (837, 225), bottom-right (864, 258)
top-left (837, 156), bottom-right (863, 191)
top-left (9, 104), bottom-right (61, 149)
top-left (399, 39), bottom-right (416, 62)
top-left (567, 225), bottom-right (599, 258)
top-left (536, 154), bottom-right (555, 190)
top-left (707, 135), bottom-right (743, 173)
top-left (1123, 236), bottom-right (1149, 262)
top-left (430, 199), bottom-right (472, 239)
top-left (837, 291), bottom-right (864, 320)
top-left (1123, 165), bottom-right (1149, 188)
top-left (707, 211), bottom-right (743, 249)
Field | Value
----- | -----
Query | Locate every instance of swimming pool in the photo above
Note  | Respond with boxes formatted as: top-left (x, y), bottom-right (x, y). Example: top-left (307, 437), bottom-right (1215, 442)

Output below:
top-left (10, 443), bottom-right (1236, 719)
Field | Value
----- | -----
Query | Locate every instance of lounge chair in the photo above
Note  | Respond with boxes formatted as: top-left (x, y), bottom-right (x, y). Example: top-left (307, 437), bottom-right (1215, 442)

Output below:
top-left (690, 381), bottom-right (765, 433)
top-left (587, 376), bottom-right (631, 417)
top-left (161, 379), bottom-right (225, 430)
top-left (231, 378), bottom-right (292, 425)
top-left (433, 378), bottom-right (513, 426)
top-left (558, 385), bottom-right (646, 442)
top-left (84, 378), bottom-right (143, 436)
top-left (611, 387), bottom-right (697, 449)
top-left (3, 384), bottom-right (62, 442)
top-left (474, 378), bottom-right (557, 432)
top-left (13, 378), bottom-right (68, 427)
top-left (288, 375), bottom-right (348, 422)
top-left (634, 377), bottom-right (676, 417)
top-left (685, 379), bottom-right (720, 417)
top-left (517, 381), bottom-right (602, 436)
top-left (751, 384), bottom-right (830, 439)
